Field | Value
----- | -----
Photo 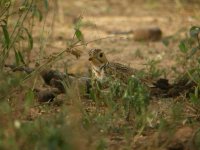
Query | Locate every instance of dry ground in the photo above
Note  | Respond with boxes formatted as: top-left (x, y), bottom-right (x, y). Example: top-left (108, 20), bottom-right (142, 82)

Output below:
top-left (30, 0), bottom-right (200, 77)
top-left (3, 0), bottom-right (200, 149)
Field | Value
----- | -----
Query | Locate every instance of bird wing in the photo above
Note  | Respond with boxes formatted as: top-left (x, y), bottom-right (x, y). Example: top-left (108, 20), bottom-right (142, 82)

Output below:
top-left (108, 62), bottom-right (137, 76)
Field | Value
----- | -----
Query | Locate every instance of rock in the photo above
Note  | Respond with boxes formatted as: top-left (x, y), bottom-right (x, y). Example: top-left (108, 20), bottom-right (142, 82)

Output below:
top-left (167, 127), bottom-right (193, 150)
top-left (174, 127), bottom-right (193, 143)
top-left (167, 142), bottom-right (184, 150)
top-left (133, 27), bottom-right (162, 41)
top-left (34, 89), bottom-right (58, 102)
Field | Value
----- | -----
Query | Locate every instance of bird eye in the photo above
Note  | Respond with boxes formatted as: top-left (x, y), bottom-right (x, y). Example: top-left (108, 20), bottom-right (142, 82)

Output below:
top-left (99, 53), bottom-right (103, 57)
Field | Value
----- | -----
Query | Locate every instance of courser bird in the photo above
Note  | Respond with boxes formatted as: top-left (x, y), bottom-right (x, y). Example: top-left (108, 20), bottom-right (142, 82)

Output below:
top-left (88, 48), bottom-right (138, 83)
top-left (88, 48), bottom-right (156, 84)
top-left (88, 48), bottom-right (174, 96)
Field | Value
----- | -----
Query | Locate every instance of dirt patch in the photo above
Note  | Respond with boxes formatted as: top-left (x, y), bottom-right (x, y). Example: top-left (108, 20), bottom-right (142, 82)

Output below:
top-left (3, 0), bottom-right (200, 149)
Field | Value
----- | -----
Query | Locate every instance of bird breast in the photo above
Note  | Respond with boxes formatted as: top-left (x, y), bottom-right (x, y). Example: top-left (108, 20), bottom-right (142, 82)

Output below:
top-left (92, 66), bottom-right (106, 81)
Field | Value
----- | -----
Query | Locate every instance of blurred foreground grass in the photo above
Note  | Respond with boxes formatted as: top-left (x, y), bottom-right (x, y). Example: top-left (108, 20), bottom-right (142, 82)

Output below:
top-left (1, 0), bottom-right (200, 149)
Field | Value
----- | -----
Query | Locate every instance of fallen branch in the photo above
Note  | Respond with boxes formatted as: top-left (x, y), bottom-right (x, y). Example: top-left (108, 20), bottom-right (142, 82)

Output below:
top-left (5, 64), bottom-right (91, 102)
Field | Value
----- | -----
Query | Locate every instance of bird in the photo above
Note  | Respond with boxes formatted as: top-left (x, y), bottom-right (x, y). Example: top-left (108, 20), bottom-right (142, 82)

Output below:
top-left (88, 48), bottom-right (138, 83)
top-left (88, 48), bottom-right (173, 97)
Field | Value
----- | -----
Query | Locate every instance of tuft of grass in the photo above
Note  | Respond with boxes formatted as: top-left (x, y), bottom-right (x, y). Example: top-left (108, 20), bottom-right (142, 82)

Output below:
top-left (1, 0), bottom-right (200, 149)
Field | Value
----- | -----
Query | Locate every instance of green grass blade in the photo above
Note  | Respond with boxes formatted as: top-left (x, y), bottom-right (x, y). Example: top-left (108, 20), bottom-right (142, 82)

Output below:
top-left (22, 27), bottom-right (33, 50)
top-left (2, 25), bottom-right (10, 49)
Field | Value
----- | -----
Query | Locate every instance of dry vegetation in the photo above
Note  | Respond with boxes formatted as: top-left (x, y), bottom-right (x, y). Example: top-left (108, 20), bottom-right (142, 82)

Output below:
top-left (1, 0), bottom-right (200, 149)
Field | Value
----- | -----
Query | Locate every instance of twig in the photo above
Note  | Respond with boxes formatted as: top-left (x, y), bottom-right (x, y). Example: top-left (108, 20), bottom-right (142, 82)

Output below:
top-left (4, 64), bottom-right (34, 73)
top-left (22, 35), bottom-right (122, 82)
top-left (73, 36), bottom-right (125, 48)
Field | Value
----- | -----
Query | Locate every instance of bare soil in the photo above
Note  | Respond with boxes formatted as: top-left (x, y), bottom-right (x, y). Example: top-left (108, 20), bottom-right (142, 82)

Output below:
top-left (6, 0), bottom-right (200, 149)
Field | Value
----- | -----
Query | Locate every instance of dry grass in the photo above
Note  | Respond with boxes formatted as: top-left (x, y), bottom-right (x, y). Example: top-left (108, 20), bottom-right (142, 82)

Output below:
top-left (1, 0), bottom-right (200, 149)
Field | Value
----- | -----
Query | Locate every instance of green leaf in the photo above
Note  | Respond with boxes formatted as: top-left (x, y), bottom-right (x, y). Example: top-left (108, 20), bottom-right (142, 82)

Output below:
top-left (2, 25), bottom-right (10, 49)
top-left (25, 89), bottom-right (34, 110)
top-left (190, 26), bottom-right (200, 38)
top-left (189, 91), bottom-right (199, 105)
top-left (33, 8), bottom-right (43, 21)
top-left (74, 16), bottom-right (83, 30)
top-left (162, 37), bottom-right (170, 47)
top-left (14, 49), bottom-right (26, 65)
top-left (75, 29), bottom-right (84, 41)
top-left (179, 41), bottom-right (188, 53)
top-left (14, 49), bottom-right (20, 65)
top-left (22, 27), bottom-right (33, 50)
top-left (44, 0), bottom-right (49, 10)
top-left (18, 51), bottom-right (26, 65)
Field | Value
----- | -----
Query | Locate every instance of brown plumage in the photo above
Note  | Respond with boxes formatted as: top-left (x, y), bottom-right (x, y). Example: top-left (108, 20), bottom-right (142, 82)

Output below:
top-left (88, 48), bottom-right (138, 83)
top-left (88, 49), bottom-right (173, 95)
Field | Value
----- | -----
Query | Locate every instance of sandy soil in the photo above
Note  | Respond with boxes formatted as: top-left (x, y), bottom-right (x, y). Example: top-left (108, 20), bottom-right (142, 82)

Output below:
top-left (27, 0), bottom-right (200, 82)
top-left (4, 1), bottom-right (200, 149)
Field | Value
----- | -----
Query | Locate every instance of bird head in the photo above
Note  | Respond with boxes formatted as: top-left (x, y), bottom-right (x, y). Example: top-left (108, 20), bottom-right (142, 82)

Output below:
top-left (88, 49), bottom-right (108, 69)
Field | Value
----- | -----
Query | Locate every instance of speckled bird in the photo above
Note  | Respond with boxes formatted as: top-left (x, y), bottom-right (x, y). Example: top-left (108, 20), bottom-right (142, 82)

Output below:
top-left (88, 48), bottom-right (138, 83)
